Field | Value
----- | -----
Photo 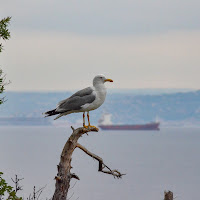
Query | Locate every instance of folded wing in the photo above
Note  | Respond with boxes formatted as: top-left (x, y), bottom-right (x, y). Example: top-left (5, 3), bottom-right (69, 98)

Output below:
top-left (56, 87), bottom-right (96, 113)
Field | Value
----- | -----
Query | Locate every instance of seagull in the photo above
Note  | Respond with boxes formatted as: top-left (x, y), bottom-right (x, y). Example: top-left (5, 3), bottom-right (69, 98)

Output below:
top-left (44, 74), bottom-right (113, 128)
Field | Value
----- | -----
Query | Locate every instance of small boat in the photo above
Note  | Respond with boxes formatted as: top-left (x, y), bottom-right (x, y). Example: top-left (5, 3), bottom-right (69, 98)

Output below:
top-left (98, 113), bottom-right (160, 131)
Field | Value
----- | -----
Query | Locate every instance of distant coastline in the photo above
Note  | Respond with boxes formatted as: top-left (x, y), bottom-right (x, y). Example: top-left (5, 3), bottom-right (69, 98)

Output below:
top-left (1, 117), bottom-right (200, 128)
top-left (1, 89), bottom-right (200, 127)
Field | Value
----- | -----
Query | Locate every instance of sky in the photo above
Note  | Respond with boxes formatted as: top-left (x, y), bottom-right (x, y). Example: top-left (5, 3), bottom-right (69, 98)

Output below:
top-left (1, 0), bottom-right (200, 91)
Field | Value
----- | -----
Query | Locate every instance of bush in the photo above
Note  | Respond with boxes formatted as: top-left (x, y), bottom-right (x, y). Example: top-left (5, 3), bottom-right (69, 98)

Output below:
top-left (0, 172), bottom-right (22, 200)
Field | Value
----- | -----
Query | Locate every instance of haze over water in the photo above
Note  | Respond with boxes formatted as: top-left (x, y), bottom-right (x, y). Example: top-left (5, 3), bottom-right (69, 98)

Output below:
top-left (0, 126), bottom-right (199, 200)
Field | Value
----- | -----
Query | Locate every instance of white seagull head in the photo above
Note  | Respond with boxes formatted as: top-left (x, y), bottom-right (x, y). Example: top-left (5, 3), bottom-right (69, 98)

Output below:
top-left (93, 74), bottom-right (113, 86)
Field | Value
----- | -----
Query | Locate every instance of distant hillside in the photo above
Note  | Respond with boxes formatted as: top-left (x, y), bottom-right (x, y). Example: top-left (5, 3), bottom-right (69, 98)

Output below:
top-left (0, 90), bottom-right (200, 126)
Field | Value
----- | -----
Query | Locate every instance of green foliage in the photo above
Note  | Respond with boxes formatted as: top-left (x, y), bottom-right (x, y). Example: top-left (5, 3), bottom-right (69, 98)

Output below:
top-left (0, 16), bottom-right (11, 105)
top-left (0, 17), bottom-right (11, 39)
top-left (0, 172), bottom-right (22, 200)
top-left (0, 17), bottom-right (11, 53)
top-left (0, 68), bottom-right (5, 105)
top-left (0, 69), bottom-right (4, 104)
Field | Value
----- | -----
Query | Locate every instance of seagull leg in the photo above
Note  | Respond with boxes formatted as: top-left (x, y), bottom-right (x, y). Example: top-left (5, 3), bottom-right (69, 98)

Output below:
top-left (87, 111), bottom-right (97, 129)
top-left (83, 112), bottom-right (87, 128)
top-left (87, 112), bottom-right (91, 127)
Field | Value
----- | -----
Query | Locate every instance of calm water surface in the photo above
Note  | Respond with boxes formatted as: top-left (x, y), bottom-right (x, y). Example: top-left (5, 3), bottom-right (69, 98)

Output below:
top-left (0, 126), bottom-right (200, 200)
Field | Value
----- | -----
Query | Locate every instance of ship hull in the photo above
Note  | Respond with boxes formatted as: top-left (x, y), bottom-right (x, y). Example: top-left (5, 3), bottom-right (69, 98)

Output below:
top-left (98, 122), bottom-right (160, 131)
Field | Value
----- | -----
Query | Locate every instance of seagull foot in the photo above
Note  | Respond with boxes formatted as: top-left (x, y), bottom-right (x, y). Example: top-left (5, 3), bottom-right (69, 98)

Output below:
top-left (88, 125), bottom-right (98, 129)
top-left (83, 125), bottom-right (98, 129)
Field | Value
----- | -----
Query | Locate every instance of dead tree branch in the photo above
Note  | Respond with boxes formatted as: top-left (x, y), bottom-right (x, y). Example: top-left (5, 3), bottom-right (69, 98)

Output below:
top-left (27, 185), bottom-right (46, 200)
top-left (52, 126), bottom-right (124, 200)
top-left (11, 174), bottom-right (24, 193)
top-left (76, 143), bottom-right (125, 178)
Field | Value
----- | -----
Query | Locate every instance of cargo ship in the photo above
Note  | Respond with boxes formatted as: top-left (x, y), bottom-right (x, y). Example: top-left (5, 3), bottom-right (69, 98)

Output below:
top-left (98, 113), bottom-right (160, 131)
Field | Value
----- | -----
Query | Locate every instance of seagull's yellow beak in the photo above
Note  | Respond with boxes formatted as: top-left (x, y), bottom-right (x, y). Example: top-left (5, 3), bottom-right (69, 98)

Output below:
top-left (104, 78), bottom-right (113, 83)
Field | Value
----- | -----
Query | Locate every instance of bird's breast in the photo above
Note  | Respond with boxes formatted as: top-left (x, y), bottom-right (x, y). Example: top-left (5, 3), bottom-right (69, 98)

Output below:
top-left (83, 87), bottom-right (107, 111)
top-left (94, 88), bottom-right (107, 106)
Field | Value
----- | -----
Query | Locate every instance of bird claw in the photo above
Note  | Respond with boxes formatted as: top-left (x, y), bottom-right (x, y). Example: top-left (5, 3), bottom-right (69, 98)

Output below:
top-left (89, 125), bottom-right (98, 129)
top-left (83, 125), bottom-right (88, 129)
top-left (83, 125), bottom-right (97, 129)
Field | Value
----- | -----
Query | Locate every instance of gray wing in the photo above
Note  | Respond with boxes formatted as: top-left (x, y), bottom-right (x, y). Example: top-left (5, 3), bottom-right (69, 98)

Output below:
top-left (56, 87), bottom-right (95, 112)
top-left (70, 87), bottom-right (94, 98)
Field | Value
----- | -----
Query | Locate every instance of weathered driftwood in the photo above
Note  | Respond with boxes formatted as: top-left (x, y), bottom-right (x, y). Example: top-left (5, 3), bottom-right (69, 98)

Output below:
top-left (164, 190), bottom-right (173, 200)
top-left (52, 126), bottom-right (124, 200)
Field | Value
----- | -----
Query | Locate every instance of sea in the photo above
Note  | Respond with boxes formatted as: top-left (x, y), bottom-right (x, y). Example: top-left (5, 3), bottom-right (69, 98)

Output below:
top-left (0, 126), bottom-right (200, 200)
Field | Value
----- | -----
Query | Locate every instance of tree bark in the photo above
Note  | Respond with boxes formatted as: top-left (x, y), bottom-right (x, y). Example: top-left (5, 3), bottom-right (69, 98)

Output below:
top-left (164, 191), bottom-right (173, 200)
top-left (52, 126), bottom-right (124, 200)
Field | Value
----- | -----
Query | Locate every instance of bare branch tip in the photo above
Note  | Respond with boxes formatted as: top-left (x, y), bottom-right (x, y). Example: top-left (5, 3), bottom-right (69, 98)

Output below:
top-left (70, 173), bottom-right (80, 180)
